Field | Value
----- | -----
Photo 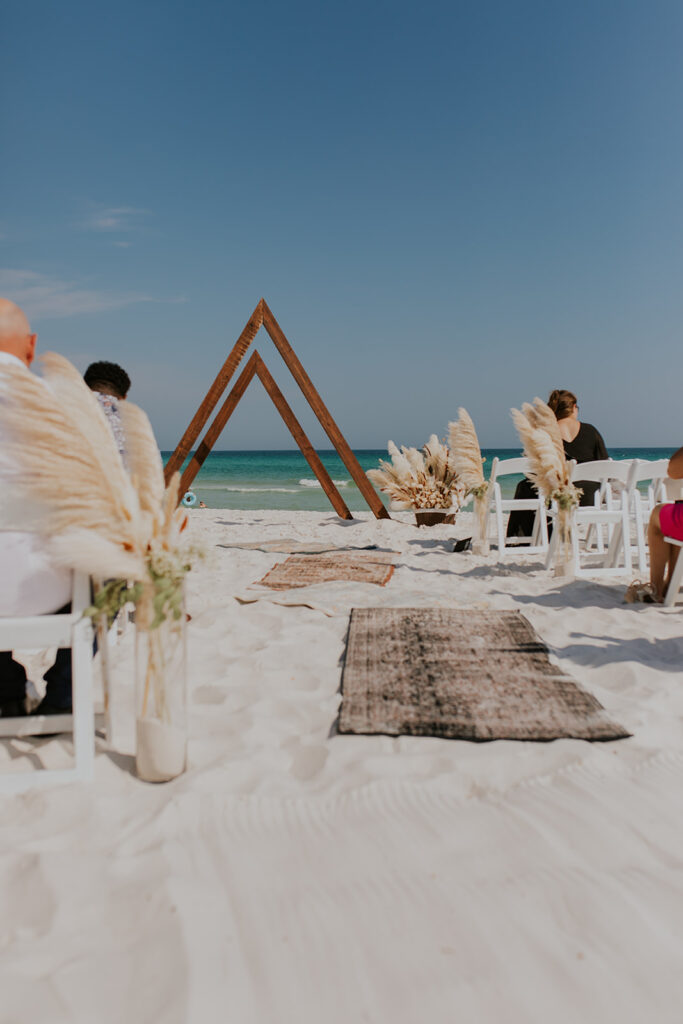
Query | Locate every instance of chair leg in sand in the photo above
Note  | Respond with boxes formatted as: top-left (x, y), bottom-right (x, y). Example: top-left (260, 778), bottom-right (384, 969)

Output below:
top-left (663, 537), bottom-right (683, 607)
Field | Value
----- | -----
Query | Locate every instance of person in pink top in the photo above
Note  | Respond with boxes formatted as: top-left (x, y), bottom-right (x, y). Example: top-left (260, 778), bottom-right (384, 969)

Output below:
top-left (627, 447), bottom-right (683, 603)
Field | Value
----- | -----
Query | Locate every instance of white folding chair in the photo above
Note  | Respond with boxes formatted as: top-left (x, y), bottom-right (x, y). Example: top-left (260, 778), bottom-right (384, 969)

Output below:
top-left (489, 456), bottom-right (549, 556)
top-left (624, 460), bottom-right (670, 575)
top-left (0, 571), bottom-right (96, 792)
top-left (547, 460), bottom-right (636, 576)
top-left (583, 460), bottom-right (636, 555)
top-left (658, 478), bottom-right (683, 607)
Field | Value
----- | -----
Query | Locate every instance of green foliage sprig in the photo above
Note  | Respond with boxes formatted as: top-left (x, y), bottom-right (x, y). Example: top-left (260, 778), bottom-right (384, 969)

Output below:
top-left (145, 542), bottom-right (203, 628)
top-left (548, 484), bottom-right (583, 510)
top-left (84, 543), bottom-right (204, 630)
top-left (85, 579), bottom-right (142, 627)
top-left (468, 481), bottom-right (489, 501)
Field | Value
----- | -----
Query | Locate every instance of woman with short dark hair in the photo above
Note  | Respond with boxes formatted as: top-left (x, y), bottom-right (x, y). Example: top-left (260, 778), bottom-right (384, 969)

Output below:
top-left (84, 360), bottom-right (131, 400)
top-left (84, 360), bottom-right (131, 463)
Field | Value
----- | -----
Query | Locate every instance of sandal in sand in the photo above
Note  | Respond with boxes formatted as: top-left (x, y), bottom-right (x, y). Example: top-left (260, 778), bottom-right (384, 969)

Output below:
top-left (624, 580), bottom-right (661, 604)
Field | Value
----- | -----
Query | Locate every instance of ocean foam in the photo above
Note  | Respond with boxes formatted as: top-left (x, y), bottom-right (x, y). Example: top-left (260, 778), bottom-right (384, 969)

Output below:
top-left (224, 486), bottom-right (301, 494)
top-left (299, 478), bottom-right (350, 488)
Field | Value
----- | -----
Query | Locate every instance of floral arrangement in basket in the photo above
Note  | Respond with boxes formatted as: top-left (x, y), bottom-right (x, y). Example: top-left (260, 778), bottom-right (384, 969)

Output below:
top-left (0, 353), bottom-right (203, 778)
top-left (367, 436), bottom-right (463, 518)
top-left (511, 397), bottom-right (582, 576)
top-left (448, 408), bottom-right (490, 554)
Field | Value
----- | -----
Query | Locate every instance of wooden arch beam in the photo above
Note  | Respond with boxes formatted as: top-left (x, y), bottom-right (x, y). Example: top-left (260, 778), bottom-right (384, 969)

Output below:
top-left (260, 301), bottom-right (389, 519)
top-left (166, 300), bottom-right (389, 519)
top-left (165, 301), bottom-right (264, 481)
top-left (178, 351), bottom-right (259, 496)
top-left (178, 351), bottom-right (353, 519)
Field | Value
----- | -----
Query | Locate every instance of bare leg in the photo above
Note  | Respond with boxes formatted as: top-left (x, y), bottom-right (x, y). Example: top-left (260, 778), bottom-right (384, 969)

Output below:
top-left (649, 505), bottom-right (671, 600)
top-left (666, 544), bottom-right (681, 596)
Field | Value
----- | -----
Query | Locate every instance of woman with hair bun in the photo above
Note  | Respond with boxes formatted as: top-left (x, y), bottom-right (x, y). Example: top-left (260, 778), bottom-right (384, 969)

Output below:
top-left (507, 388), bottom-right (608, 540)
top-left (547, 389), bottom-right (608, 477)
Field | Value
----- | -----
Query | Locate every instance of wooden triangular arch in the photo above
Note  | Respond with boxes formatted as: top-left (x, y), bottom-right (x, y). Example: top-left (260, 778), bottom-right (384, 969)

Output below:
top-left (165, 299), bottom-right (390, 520)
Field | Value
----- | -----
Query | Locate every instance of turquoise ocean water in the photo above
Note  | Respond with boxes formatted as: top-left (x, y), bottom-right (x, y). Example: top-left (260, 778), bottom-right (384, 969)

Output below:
top-left (166, 448), bottom-right (677, 511)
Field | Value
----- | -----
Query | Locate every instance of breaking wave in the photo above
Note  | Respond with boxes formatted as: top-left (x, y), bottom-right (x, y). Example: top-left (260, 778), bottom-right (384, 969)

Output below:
top-left (298, 478), bottom-right (350, 488)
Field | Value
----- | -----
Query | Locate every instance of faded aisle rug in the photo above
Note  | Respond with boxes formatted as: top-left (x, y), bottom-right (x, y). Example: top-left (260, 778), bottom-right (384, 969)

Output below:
top-left (257, 552), bottom-right (397, 591)
top-left (338, 608), bottom-right (630, 742)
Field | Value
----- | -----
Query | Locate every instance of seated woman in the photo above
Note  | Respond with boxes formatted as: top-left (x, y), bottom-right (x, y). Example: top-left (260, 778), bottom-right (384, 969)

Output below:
top-left (507, 388), bottom-right (609, 540)
top-left (627, 447), bottom-right (683, 603)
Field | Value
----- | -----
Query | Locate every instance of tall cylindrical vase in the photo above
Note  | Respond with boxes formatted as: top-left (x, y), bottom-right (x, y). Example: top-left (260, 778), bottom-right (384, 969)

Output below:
top-left (471, 495), bottom-right (490, 556)
top-left (553, 507), bottom-right (575, 579)
top-left (135, 584), bottom-right (187, 783)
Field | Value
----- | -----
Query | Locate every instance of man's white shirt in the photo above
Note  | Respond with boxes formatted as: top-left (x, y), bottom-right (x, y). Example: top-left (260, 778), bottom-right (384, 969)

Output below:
top-left (0, 351), bottom-right (72, 616)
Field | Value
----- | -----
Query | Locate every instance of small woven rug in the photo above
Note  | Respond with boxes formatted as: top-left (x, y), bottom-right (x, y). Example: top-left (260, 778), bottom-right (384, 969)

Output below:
top-left (338, 608), bottom-right (630, 741)
top-left (257, 552), bottom-right (397, 591)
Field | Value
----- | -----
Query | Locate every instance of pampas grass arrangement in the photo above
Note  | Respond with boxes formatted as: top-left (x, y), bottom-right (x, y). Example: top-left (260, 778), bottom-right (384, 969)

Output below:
top-left (0, 353), bottom-right (149, 579)
top-left (511, 397), bottom-right (581, 576)
top-left (0, 353), bottom-right (202, 780)
top-left (0, 353), bottom-right (200, 603)
top-left (367, 436), bottom-right (462, 515)
top-left (449, 408), bottom-right (490, 554)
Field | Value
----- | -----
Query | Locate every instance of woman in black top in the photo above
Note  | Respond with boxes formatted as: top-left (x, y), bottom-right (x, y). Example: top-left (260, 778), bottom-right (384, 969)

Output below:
top-left (506, 389), bottom-right (608, 539)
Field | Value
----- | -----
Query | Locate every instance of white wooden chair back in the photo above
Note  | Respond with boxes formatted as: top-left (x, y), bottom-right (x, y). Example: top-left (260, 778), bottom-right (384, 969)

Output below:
top-left (576, 461), bottom-right (634, 551)
top-left (546, 460), bottom-right (636, 576)
top-left (631, 458), bottom-right (670, 505)
top-left (489, 456), bottom-right (549, 556)
top-left (573, 459), bottom-right (634, 487)
top-left (489, 456), bottom-right (529, 481)
top-left (0, 571), bottom-right (95, 792)
top-left (663, 477), bottom-right (683, 501)
top-left (617, 460), bottom-right (671, 573)
top-left (634, 458), bottom-right (670, 481)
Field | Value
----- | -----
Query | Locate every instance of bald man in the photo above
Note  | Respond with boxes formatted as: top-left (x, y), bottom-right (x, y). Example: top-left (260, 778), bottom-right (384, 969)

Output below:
top-left (0, 299), bottom-right (73, 717)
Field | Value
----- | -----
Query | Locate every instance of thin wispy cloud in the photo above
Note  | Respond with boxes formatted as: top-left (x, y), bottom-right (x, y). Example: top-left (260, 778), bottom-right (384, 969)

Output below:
top-left (0, 268), bottom-right (182, 320)
top-left (83, 204), bottom-right (149, 233)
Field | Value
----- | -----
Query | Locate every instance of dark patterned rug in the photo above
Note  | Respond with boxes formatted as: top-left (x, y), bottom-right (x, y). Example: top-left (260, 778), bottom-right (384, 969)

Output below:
top-left (338, 608), bottom-right (630, 742)
top-left (258, 552), bottom-right (396, 590)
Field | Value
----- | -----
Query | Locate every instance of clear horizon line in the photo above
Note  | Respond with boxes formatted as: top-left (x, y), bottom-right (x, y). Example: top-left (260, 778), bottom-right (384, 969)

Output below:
top-left (160, 444), bottom-right (679, 454)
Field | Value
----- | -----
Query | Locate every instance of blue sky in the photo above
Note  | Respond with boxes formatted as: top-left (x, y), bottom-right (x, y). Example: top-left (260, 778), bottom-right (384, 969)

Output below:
top-left (2, 0), bottom-right (682, 449)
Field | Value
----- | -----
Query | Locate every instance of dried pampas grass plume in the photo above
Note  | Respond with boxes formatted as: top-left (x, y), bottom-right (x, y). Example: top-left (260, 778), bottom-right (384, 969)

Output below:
top-left (40, 352), bottom-right (123, 465)
top-left (119, 401), bottom-right (165, 516)
top-left (385, 441), bottom-right (414, 484)
top-left (449, 408), bottom-right (490, 553)
top-left (367, 437), bottom-right (460, 510)
top-left (510, 405), bottom-right (575, 499)
top-left (511, 399), bottom-right (582, 576)
top-left (0, 354), bottom-right (147, 579)
top-left (522, 398), bottom-right (565, 465)
top-left (448, 408), bottom-right (486, 495)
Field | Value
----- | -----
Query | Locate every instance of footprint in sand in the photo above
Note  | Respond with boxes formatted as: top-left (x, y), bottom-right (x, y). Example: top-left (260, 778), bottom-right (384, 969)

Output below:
top-left (289, 744), bottom-right (329, 780)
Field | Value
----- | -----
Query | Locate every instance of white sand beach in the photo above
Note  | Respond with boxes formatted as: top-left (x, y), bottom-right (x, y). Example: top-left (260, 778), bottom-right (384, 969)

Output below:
top-left (2, 508), bottom-right (683, 1024)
